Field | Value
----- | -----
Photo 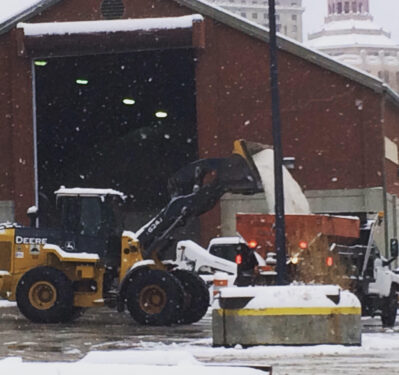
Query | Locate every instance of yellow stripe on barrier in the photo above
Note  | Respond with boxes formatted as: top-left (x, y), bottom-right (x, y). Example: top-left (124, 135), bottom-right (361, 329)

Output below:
top-left (215, 307), bottom-right (361, 316)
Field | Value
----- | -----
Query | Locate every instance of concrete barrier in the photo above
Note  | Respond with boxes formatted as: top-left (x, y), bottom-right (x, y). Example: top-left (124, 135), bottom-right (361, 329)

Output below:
top-left (212, 285), bottom-right (361, 347)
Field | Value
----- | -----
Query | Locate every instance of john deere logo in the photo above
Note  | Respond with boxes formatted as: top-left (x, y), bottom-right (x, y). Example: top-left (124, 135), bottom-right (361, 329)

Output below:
top-left (15, 236), bottom-right (47, 245)
top-left (65, 241), bottom-right (75, 251)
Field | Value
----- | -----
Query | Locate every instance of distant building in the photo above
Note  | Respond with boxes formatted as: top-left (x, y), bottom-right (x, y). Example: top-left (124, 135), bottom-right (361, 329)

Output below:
top-left (208, 0), bottom-right (304, 42)
top-left (308, 0), bottom-right (399, 91)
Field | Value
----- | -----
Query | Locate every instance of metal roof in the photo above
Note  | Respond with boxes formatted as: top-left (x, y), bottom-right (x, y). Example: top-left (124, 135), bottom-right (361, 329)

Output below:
top-left (0, 0), bottom-right (62, 36)
top-left (1, 0), bottom-right (398, 106)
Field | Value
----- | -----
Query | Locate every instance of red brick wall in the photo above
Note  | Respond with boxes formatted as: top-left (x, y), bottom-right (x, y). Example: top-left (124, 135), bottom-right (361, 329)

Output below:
top-left (0, 31), bottom-right (35, 222)
top-left (196, 22), bottom-right (385, 191)
top-left (194, 21), bottom-right (387, 241)
top-left (0, 0), bottom-right (395, 240)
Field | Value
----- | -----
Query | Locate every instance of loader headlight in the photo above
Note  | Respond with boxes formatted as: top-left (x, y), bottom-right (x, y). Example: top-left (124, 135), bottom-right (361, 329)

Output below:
top-left (291, 255), bottom-right (299, 265)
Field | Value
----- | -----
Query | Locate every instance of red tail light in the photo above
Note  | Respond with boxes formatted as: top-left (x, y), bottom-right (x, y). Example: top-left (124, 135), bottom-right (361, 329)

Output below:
top-left (299, 241), bottom-right (308, 250)
top-left (248, 240), bottom-right (258, 249)
top-left (235, 254), bottom-right (243, 265)
top-left (326, 256), bottom-right (334, 267)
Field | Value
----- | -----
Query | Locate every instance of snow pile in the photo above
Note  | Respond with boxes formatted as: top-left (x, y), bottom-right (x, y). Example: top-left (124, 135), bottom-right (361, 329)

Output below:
top-left (18, 15), bottom-right (203, 36)
top-left (81, 350), bottom-right (200, 365)
top-left (215, 284), bottom-right (360, 309)
top-left (252, 149), bottom-right (311, 214)
top-left (0, 351), bottom-right (265, 375)
top-left (0, 299), bottom-right (16, 308)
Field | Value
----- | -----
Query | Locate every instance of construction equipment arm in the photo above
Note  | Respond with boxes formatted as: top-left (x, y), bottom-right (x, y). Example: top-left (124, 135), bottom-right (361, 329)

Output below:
top-left (137, 140), bottom-right (264, 259)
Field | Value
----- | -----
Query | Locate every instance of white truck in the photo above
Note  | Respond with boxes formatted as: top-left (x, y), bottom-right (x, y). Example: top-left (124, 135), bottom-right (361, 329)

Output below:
top-left (175, 236), bottom-right (277, 288)
top-left (331, 217), bottom-right (399, 327)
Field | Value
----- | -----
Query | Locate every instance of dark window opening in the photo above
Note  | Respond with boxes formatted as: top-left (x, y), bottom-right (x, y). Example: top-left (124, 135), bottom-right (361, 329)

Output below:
top-left (35, 50), bottom-right (199, 239)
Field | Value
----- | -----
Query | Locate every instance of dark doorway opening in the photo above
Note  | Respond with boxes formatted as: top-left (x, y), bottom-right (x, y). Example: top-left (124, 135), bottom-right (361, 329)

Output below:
top-left (35, 49), bottom-right (198, 240)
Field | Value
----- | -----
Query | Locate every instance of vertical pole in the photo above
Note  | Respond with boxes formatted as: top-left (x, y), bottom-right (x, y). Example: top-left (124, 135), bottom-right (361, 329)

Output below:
top-left (268, 0), bottom-right (287, 284)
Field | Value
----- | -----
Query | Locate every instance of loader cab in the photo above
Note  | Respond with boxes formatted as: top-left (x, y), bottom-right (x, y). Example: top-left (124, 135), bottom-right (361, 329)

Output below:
top-left (55, 187), bottom-right (125, 266)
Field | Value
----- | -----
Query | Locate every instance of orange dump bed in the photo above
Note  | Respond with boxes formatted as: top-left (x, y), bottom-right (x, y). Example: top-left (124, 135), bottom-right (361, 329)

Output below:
top-left (236, 214), bottom-right (360, 257)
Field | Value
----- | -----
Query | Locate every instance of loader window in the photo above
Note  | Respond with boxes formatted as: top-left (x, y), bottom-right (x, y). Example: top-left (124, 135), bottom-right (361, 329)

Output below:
top-left (209, 244), bottom-right (242, 263)
top-left (59, 197), bottom-right (80, 233)
top-left (80, 198), bottom-right (102, 236)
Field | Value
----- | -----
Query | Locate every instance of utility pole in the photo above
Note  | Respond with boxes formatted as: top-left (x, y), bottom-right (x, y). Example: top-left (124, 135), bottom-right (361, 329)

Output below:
top-left (268, 0), bottom-right (287, 285)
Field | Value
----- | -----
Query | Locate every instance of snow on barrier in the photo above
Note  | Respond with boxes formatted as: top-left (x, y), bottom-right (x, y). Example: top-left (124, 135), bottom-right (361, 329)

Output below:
top-left (212, 285), bottom-right (362, 346)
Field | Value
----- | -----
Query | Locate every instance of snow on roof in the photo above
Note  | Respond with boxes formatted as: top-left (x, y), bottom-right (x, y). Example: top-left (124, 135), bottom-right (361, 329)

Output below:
top-left (308, 15), bottom-right (399, 51)
top-left (0, 0), bottom-right (43, 25)
top-left (54, 187), bottom-right (125, 198)
top-left (308, 33), bottom-right (399, 50)
top-left (1, 0), bottom-right (398, 105)
top-left (17, 14), bottom-right (203, 36)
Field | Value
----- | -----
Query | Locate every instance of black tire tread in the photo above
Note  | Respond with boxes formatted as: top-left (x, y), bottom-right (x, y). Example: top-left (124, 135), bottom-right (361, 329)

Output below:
top-left (126, 269), bottom-right (184, 326)
top-left (173, 269), bottom-right (210, 324)
top-left (16, 266), bottom-right (75, 323)
top-left (381, 285), bottom-right (398, 327)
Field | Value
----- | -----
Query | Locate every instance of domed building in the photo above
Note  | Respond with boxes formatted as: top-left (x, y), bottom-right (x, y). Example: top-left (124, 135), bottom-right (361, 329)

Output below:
top-left (307, 0), bottom-right (399, 91)
top-left (207, 0), bottom-right (304, 42)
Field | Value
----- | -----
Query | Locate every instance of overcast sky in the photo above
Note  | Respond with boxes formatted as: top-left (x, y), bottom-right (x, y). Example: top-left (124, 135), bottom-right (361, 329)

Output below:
top-left (302, 0), bottom-right (399, 43)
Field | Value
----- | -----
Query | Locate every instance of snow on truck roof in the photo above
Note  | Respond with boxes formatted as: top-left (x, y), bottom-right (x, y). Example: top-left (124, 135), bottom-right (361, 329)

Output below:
top-left (209, 237), bottom-right (245, 246)
top-left (54, 187), bottom-right (125, 198)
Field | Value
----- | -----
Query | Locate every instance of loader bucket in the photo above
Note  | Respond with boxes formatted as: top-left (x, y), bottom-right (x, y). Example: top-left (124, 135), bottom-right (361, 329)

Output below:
top-left (232, 139), bottom-right (266, 193)
top-left (167, 139), bottom-right (265, 198)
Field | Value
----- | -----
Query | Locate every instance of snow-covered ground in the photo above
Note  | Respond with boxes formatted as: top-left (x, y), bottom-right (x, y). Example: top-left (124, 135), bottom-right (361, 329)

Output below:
top-left (1, 300), bottom-right (399, 374)
top-left (0, 300), bottom-right (16, 308)
top-left (0, 351), bottom-right (265, 375)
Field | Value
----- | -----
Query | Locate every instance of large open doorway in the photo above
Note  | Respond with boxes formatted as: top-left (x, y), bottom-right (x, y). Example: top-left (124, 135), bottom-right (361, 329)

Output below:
top-left (34, 49), bottom-right (198, 240)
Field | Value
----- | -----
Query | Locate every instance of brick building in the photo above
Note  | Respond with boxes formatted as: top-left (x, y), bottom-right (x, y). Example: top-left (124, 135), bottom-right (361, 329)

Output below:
top-left (1, 0), bottom-right (399, 252)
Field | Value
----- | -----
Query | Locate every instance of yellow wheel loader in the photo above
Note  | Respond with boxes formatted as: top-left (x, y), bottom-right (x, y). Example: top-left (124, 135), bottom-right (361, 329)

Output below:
top-left (0, 140), bottom-right (264, 325)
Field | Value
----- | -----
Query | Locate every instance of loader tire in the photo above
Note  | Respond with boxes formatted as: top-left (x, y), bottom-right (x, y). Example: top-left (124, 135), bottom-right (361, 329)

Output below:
top-left (381, 286), bottom-right (398, 327)
top-left (16, 266), bottom-right (75, 323)
top-left (126, 269), bottom-right (184, 326)
top-left (173, 270), bottom-right (210, 324)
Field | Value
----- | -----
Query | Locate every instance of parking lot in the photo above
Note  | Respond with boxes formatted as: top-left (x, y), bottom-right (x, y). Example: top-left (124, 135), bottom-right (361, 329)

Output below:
top-left (1, 303), bottom-right (399, 374)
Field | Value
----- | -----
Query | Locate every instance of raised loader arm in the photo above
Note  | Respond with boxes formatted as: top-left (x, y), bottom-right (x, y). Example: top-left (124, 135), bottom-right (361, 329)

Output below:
top-left (137, 140), bottom-right (265, 259)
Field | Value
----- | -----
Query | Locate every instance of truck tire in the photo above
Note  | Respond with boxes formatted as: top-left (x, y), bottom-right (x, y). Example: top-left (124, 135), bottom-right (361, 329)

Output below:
top-left (173, 269), bottom-right (210, 324)
top-left (381, 286), bottom-right (398, 327)
top-left (16, 266), bottom-right (75, 323)
top-left (126, 269), bottom-right (184, 326)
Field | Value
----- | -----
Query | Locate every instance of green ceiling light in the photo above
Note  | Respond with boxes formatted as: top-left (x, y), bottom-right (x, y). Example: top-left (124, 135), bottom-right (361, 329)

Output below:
top-left (76, 79), bottom-right (89, 85)
top-left (155, 111), bottom-right (168, 119)
top-left (122, 98), bottom-right (136, 105)
top-left (34, 60), bottom-right (48, 67)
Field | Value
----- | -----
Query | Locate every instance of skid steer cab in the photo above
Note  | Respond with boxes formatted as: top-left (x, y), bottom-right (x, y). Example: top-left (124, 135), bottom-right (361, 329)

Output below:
top-left (0, 140), bottom-right (265, 326)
